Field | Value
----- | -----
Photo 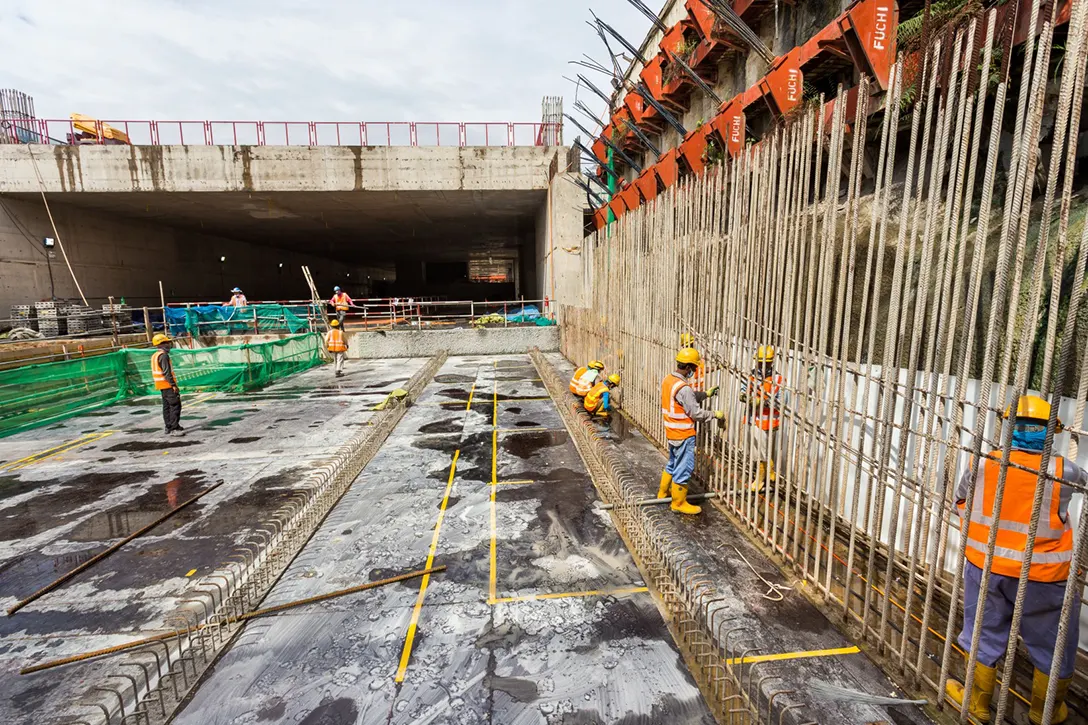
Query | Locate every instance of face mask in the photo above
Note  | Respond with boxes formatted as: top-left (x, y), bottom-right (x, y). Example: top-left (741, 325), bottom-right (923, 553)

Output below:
top-left (1011, 425), bottom-right (1047, 452)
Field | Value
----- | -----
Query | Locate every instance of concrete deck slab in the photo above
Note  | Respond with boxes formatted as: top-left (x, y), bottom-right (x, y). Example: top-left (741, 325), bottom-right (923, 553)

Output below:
top-left (0, 357), bottom-right (425, 725)
top-left (172, 355), bottom-right (712, 724)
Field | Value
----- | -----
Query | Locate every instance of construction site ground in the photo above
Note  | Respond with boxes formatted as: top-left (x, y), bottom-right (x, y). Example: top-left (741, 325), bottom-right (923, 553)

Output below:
top-left (0, 352), bottom-right (935, 725)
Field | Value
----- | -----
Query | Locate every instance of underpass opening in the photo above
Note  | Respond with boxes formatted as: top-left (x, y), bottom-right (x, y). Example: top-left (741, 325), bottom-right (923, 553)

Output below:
top-left (0, 188), bottom-right (547, 311)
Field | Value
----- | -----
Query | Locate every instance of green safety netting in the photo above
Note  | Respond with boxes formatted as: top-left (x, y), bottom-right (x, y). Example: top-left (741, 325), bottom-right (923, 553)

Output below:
top-left (164, 303), bottom-right (315, 338)
top-left (0, 334), bottom-right (323, 438)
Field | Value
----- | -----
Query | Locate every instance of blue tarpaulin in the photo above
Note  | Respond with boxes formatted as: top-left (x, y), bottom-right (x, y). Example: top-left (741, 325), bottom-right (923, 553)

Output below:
top-left (164, 304), bottom-right (313, 337)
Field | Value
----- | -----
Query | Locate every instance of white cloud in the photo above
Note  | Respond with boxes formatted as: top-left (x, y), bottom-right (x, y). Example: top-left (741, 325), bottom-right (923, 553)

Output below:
top-left (1, 0), bottom-right (649, 145)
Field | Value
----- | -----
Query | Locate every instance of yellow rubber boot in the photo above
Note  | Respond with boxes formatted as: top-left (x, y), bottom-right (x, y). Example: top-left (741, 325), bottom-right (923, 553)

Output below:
top-left (657, 471), bottom-right (672, 499)
top-left (750, 464), bottom-right (766, 493)
top-left (767, 459), bottom-right (777, 481)
top-left (670, 483), bottom-right (702, 515)
top-left (1029, 668), bottom-right (1071, 724)
top-left (945, 662), bottom-right (995, 723)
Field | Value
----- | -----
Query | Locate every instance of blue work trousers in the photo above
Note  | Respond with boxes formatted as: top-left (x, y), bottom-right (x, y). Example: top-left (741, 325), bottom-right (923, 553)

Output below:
top-left (958, 560), bottom-right (1080, 678)
top-left (665, 436), bottom-right (697, 486)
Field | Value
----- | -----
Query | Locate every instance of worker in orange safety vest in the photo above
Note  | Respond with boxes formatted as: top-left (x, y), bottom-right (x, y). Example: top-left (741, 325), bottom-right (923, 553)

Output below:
top-left (324, 319), bottom-right (348, 377)
top-left (742, 345), bottom-right (785, 493)
top-left (569, 360), bottom-right (605, 397)
top-left (150, 333), bottom-right (183, 434)
top-left (946, 395), bottom-right (1085, 725)
top-left (583, 374), bottom-right (620, 417)
top-left (657, 348), bottom-right (723, 515)
top-left (330, 287), bottom-right (353, 325)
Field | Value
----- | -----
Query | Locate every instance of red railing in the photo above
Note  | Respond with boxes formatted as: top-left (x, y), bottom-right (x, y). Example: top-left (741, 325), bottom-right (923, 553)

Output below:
top-left (2, 118), bottom-right (562, 147)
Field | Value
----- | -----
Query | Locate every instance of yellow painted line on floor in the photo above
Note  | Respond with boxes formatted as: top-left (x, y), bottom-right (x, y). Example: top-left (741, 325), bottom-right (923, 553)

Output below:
top-left (490, 586), bottom-right (649, 605)
top-left (497, 427), bottom-right (567, 434)
top-left (1, 430), bottom-right (117, 472)
top-left (395, 448), bottom-right (460, 683)
top-left (489, 361), bottom-right (499, 604)
top-left (498, 397), bottom-right (552, 402)
top-left (185, 568), bottom-right (197, 577)
top-left (497, 479), bottom-right (536, 486)
top-left (465, 380), bottom-right (477, 411)
top-left (725, 645), bottom-right (860, 666)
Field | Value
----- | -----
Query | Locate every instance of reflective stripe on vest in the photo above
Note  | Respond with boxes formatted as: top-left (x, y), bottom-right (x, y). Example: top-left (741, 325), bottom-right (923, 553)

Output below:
top-left (744, 374), bottom-right (784, 430)
top-left (661, 373), bottom-right (695, 440)
top-left (584, 382), bottom-right (608, 412)
top-left (959, 451), bottom-right (1073, 582)
top-left (569, 367), bottom-right (598, 396)
top-left (326, 329), bottom-right (347, 353)
top-left (332, 294), bottom-right (350, 311)
top-left (151, 350), bottom-right (172, 391)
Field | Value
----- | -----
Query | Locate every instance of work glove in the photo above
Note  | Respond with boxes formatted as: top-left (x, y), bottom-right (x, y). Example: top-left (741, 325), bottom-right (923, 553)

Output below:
top-left (706, 385), bottom-right (719, 398)
top-left (738, 392), bottom-right (748, 404)
top-left (713, 410), bottom-right (725, 420)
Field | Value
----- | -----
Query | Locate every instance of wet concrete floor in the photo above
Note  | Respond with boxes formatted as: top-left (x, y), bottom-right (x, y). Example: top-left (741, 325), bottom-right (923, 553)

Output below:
top-left (173, 355), bottom-right (714, 724)
top-left (546, 354), bottom-right (934, 725)
top-left (0, 358), bottom-right (426, 725)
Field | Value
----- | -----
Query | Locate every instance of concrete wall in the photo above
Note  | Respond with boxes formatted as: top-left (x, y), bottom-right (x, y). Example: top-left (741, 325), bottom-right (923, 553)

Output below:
top-left (536, 168), bottom-right (586, 317)
top-left (0, 145), bottom-right (557, 194)
top-left (346, 326), bottom-right (559, 359)
top-left (0, 196), bottom-right (365, 313)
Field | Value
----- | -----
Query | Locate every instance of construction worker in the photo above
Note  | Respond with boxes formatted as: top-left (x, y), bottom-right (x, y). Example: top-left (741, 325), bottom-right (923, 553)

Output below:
top-left (330, 286), bottom-right (353, 325)
top-left (569, 360), bottom-right (605, 397)
top-left (584, 374), bottom-right (620, 417)
top-left (657, 348), bottom-right (724, 515)
top-left (227, 287), bottom-right (248, 307)
top-left (150, 333), bottom-right (183, 434)
top-left (743, 346), bottom-right (785, 493)
top-left (324, 319), bottom-right (348, 377)
top-left (947, 395), bottom-right (1085, 724)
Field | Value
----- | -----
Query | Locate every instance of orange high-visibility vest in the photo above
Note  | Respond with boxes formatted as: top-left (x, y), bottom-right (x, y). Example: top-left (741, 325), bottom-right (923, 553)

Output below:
top-left (331, 293), bottom-right (351, 311)
top-left (744, 373), bottom-right (785, 430)
top-left (661, 373), bottom-right (695, 441)
top-left (151, 350), bottom-right (172, 390)
top-left (584, 381), bottom-right (608, 413)
top-left (325, 328), bottom-right (347, 353)
top-left (959, 450), bottom-right (1073, 583)
top-left (569, 367), bottom-right (598, 396)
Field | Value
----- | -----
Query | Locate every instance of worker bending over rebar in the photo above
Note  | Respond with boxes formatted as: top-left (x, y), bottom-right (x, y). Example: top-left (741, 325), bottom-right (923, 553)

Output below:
top-left (569, 359), bottom-right (605, 397)
top-left (947, 395), bottom-right (1085, 725)
top-left (583, 374), bottom-right (620, 418)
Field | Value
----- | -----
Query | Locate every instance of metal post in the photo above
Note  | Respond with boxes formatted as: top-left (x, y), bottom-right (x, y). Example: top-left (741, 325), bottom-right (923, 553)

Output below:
top-left (143, 307), bottom-right (152, 342)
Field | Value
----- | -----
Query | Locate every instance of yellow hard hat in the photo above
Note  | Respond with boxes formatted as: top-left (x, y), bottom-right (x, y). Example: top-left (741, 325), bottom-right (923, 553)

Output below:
top-left (607, 373), bottom-right (621, 385)
top-left (151, 333), bottom-right (171, 346)
top-left (329, 319), bottom-right (340, 327)
top-left (588, 360), bottom-right (605, 370)
top-left (680, 332), bottom-right (695, 347)
top-left (676, 347), bottom-right (701, 365)
top-left (1004, 395), bottom-right (1057, 425)
top-left (755, 345), bottom-right (775, 363)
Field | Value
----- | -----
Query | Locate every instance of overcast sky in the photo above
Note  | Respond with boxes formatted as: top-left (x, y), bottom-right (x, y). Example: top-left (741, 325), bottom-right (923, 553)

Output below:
top-left (1, 0), bottom-right (648, 144)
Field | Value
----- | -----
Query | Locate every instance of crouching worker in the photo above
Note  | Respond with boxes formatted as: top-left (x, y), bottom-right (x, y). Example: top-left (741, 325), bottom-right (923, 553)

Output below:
top-left (658, 348), bottom-right (723, 515)
top-left (946, 395), bottom-right (1085, 724)
top-left (570, 360), bottom-right (605, 397)
top-left (583, 374), bottom-right (620, 417)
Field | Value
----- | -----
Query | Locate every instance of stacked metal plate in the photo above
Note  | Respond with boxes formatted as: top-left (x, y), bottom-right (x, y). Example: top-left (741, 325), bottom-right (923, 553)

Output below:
top-left (10, 304), bottom-right (35, 331)
top-left (62, 303), bottom-right (94, 335)
top-left (101, 303), bottom-right (126, 334)
top-left (35, 300), bottom-right (61, 337)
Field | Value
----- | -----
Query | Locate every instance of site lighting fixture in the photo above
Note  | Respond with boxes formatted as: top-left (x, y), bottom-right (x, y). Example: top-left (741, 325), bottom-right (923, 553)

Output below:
top-left (220, 256), bottom-right (226, 262)
top-left (43, 237), bottom-right (55, 249)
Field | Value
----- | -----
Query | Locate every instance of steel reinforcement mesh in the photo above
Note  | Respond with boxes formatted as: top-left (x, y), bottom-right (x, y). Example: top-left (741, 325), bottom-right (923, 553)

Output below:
top-left (562, 5), bottom-right (1088, 722)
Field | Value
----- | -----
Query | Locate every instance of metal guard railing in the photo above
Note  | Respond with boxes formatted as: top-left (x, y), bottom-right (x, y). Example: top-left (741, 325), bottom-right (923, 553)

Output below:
top-left (1, 119), bottom-right (563, 148)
